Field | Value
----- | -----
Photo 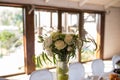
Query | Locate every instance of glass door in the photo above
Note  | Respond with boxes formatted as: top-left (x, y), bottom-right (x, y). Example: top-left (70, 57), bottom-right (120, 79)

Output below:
top-left (0, 6), bottom-right (24, 76)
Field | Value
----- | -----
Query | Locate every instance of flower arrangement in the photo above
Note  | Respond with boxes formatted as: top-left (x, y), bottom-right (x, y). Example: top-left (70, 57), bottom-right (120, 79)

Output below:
top-left (35, 30), bottom-right (97, 67)
top-left (38, 31), bottom-right (81, 62)
top-left (35, 30), bottom-right (97, 80)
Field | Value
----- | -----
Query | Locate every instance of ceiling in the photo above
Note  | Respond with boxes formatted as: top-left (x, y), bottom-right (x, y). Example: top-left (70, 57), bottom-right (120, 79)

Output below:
top-left (0, 0), bottom-right (120, 10)
top-left (66, 0), bottom-right (120, 9)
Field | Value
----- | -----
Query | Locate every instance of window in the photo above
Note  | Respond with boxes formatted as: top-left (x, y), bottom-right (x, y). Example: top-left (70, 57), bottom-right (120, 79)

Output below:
top-left (0, 6), bottom-right (24, 76)
top-left (34, 9), bottom-right (104, 69)
top-left (81, 13), bottom-right (101, 62)
top-left (34, 10), bottom-right (58, 69)
top-left (0, 3), bottom-right (105, 75)
top-left (62, 12), bottom-right (79, 34)
top-left (62, 12), bottom-right (79, 62)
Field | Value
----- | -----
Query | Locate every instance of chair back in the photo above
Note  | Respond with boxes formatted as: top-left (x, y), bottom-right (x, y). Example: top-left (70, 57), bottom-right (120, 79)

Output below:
top-left (112, 55), bottom-right (120, 69)
top-left (29, 69), bottom-right (53, 80)
top-left (91, 59), bottom-right (104, 76)
top-left (69, 62), bottom-right (85, 80)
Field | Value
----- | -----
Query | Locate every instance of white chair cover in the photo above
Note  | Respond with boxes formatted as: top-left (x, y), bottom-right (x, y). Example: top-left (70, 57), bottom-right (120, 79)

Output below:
top-left (0, 78), bottom-right (9, 80)
top-left (29, 69), bottom-right (53, 80)
top-left (69, 62), bottom-right (85, 80)
top-left (112, 55), bottom-right (120, 69)
top-left (91, 59), bottom-right (104, 76)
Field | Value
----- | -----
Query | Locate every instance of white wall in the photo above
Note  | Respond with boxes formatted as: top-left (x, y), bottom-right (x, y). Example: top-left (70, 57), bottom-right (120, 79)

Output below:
top-left (104, 7), bottom-right (120, 59)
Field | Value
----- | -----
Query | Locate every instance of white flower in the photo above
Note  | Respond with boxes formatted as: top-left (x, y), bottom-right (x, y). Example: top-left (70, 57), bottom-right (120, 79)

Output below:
top-left (43, 36), bottom-right (52, 49)
top-left (67, 46), bottom-right (73, 52)
top-left (51, 32), bottom-right (60, 41)
top-left (37, 31), bottom-right (96, 63)
top-left (64, 34), bottom-right (73, 45)
top-left (46, 48), bottom-right (53, 57)
top-left (55, 40), bottom-right (66, 50)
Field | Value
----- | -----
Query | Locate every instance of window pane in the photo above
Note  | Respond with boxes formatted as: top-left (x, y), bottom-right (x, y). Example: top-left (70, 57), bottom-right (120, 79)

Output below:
top-left (62, 13), bottom-right (79, 34)
top-left (81, 13), bottom-right (100, 62)
top-left (34, 10), bottom-right (58, 69)
top-left (0, 6), bottom-right (24, 76)
top-left (62, 12), bottom-right (79, 62)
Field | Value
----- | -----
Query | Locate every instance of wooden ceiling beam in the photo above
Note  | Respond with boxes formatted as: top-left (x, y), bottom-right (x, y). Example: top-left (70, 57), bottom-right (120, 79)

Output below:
top-left (45, 0), bottom-right (50, 3)
top-left (79, 0), bottom-right (89, 7)
top-left (104, 0), bottom-right (120, 9)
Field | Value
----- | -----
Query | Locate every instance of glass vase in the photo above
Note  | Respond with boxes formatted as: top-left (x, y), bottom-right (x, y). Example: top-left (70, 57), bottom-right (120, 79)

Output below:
top-left (56, 60), bottom-right (69, 80)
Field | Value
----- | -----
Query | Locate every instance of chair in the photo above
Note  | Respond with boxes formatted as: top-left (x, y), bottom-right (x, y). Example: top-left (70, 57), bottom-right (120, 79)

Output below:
top-left (69, 62), bottom-right (85, 80)
top-left (29, 69), bottom-right (53, 80)
top-left (91, 59), bottom-right (104, 76)
top-left (112, 55), bottom-right (120, 69)
top-left (0, 78), bottom-right (9, 80)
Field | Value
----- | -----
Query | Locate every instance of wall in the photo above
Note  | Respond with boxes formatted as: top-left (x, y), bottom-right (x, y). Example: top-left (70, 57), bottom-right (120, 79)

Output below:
top-left (104, 7), bottom-right (120, 59)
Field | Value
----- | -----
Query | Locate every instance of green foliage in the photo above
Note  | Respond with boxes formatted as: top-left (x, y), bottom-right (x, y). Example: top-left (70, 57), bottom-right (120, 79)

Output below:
top-left (0, 30), bottom-right (15, 42)
top-left (38, 36), bottom-right (44, 43)
top-left (0, 7), bottom-right (22, 27)
top-left (12, 10), bottom-right (23, 27)
top-left (0, 30), bottom-right (22, 51)
top-left (0, 53), bottom-right (3, 58)
top-left (0, 30), bottom-right (15, 49)
top-left (14, 39), bottom-right (22, 47)
top-left (0, 10), bottom-right (12, 26)
top-left (33, 52), bottom-right (54, 68)
top-left (0, 7), bottom-right (23, 55)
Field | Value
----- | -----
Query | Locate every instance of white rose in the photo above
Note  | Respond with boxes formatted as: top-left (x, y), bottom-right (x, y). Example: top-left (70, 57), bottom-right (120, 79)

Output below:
top-left (64, 34), bottom-right (73, 45)
top-left (43, 36), bottom-right (52, 49)
top-left (55, 40), bottom-right (66, 50)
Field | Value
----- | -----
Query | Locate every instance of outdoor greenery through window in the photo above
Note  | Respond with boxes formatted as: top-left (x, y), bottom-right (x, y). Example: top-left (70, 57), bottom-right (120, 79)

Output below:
top-left (0, 6), bottom-right (24, 76)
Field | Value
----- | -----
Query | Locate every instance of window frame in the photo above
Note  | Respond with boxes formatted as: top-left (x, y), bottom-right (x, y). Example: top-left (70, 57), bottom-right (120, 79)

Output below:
top-left (0, 3), bottom-right (25, 77)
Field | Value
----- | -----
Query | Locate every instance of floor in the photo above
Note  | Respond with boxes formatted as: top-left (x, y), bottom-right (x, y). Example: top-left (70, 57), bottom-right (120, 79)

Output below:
top-left (4, 60), bottom-right (113, 80)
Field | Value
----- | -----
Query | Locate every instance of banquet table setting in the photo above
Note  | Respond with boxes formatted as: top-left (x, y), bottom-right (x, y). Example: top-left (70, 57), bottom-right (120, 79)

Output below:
top-left (29, 55), bottom-right (120, 80)
top-left (29, 63), bottom-right (120, 80)
top-left (2, 55), bottom-right (120, 80)
top-left (85, 72), bottom-right (120, 80)
top-left (30, 69), bottom-right (120, 80)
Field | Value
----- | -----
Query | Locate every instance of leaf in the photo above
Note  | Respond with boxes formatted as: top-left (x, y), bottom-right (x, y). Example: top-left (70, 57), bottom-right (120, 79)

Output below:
top-left (53, 54), bottom-right (56, 64)
top-left (44, 52), bottom-right (52, 63)
top-left (68, 54), bottom-right (71, 61)
top-left (88, 38), bottom-right (97, 51)
top-left (36, 56), bottom-right (40, 67)
top-left (38, 55), bottom-right (42, 67)
top-left (38, 36), bottom-right (44, 43)
top-left (32, 55), bottom-right (36, 63)
top-left (42, 52), bottom-right (47, 64)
